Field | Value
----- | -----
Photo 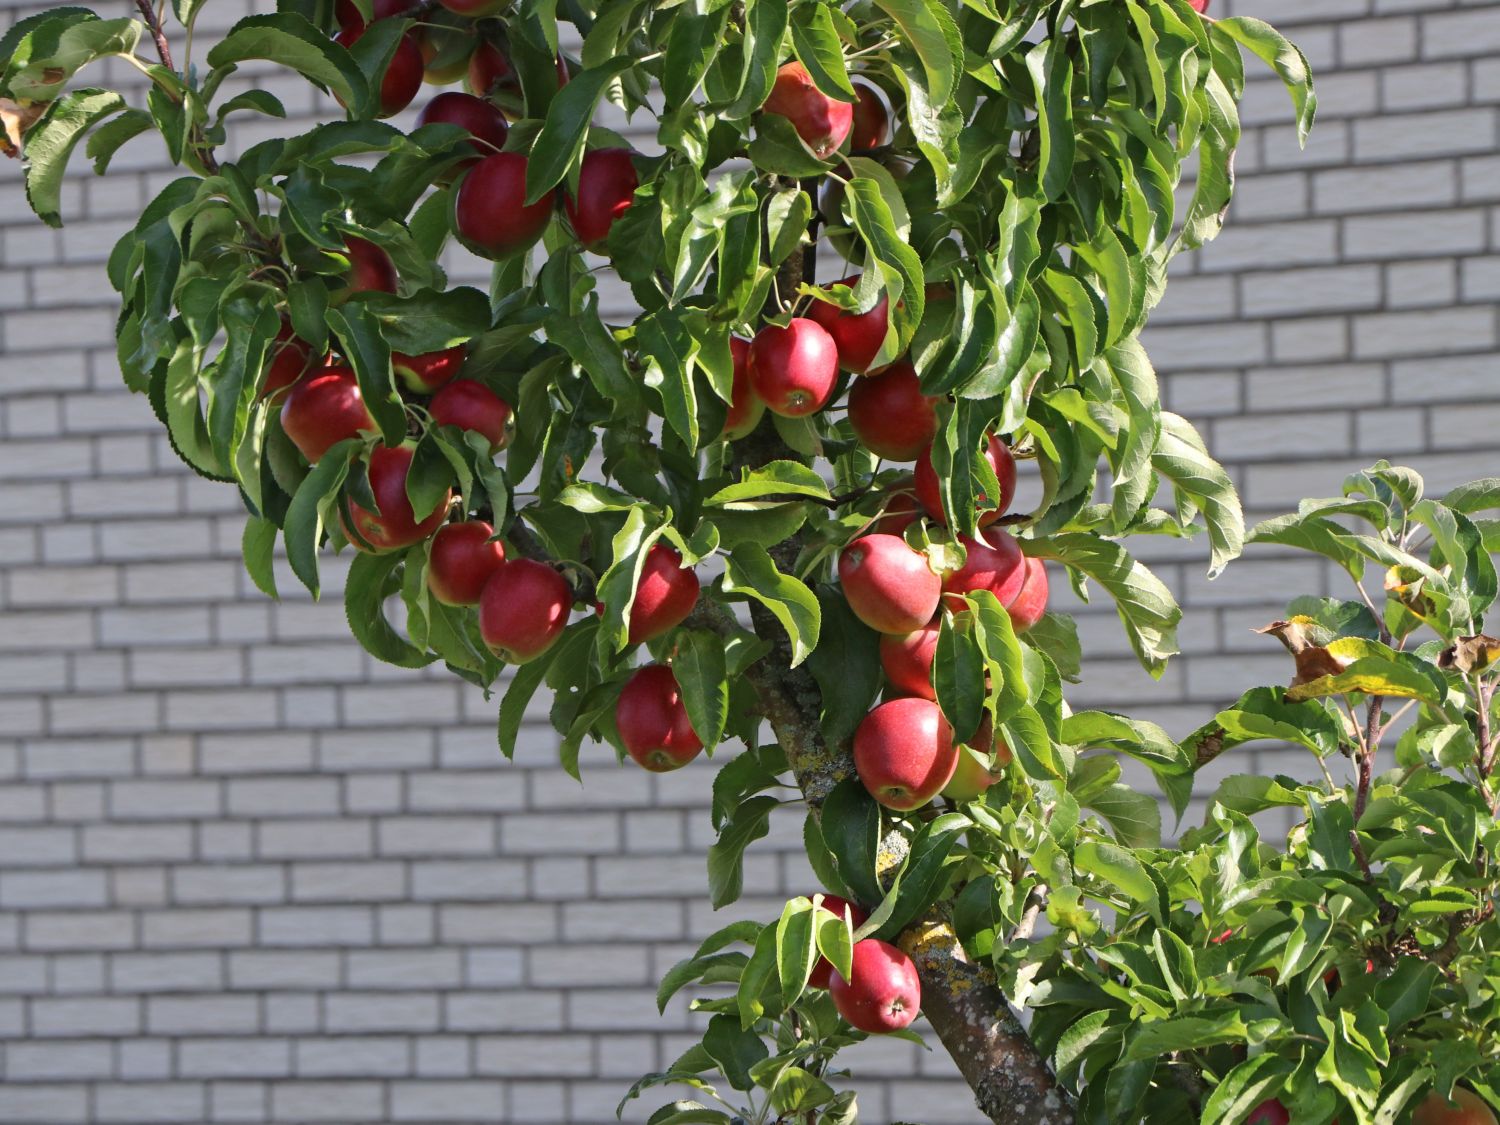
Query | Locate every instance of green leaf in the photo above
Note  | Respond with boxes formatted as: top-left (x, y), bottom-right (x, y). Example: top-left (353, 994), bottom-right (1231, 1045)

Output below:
top-left (707, 795), bottom-right (777, 909)
top-left (347, 287), bottom-right (491, 355)
top-left (872, 0), bottom-right (959, 104)
top-left (775, 898), bottom-right (818, 1007)
top-left (1026, 39), bottom-right (1076, 202)
top-left (345, 550), bottom-right (437, 669)
top-left (326, 301), bottom-right (404, 446)
top-left (702, 1014), bottom-right (769, 1093)
top-left (866, 812), bottom-right (968, 939)
top-left (1120, 1011), bottom-right (1251, 1063)
top-left (525, 56), bottom-right (636, 203)
top-left (1214, 17), bottom-right (1317, 145)
top-left (813, 907), bottom-right (854, 986)
top-left (1199, 1054), bottom-right (1292, 1125)
top-left (2, 15), bottom-right (142, 103)
top-left (85, 107), bottom-right (153, 176)
top-left (21, 89), bottom-right (126, 228)
top-left (934, 614), bottom-right (985, 746)
top-left (241, 515), bottom-right (279, 600)
top-left (818, 778), bottom-right (882, 910)
top-left (1084, 784), bottom-right (1162, 849)
top-left (709, 461), bottom-right (832, 505)
top-left (723, 545), bottom-right (821, 668)
top-left (207, 14), bottom-right (367, 116)
top-left (1284, 638), bottom-right (1448, 706)
top-left (1155, 412), bottom-right (1244, 578)
top-left (674, 630), bottom-right (729, 751)
top-left (747, 113), bottom-right (832, 177)
top-left (845, 177), bottom-right (925, 354)
top-left (282, 440), bottom-right (357, 598)
top-left (806, 589), bottom-right (883, 748)
top-left (790, 5), bottom-right (857, 101)
top-left (1074, 839), bottom-right (1157, 917)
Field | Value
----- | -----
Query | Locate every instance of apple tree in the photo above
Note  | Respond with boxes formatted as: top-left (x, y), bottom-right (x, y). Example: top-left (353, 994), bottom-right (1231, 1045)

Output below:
top-left (14, 1), bottom-right (1496, 1124)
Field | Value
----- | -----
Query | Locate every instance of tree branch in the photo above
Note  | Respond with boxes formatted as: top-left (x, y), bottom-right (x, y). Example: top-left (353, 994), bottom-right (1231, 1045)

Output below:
top-left (133, 0), bottom-right (174, 71)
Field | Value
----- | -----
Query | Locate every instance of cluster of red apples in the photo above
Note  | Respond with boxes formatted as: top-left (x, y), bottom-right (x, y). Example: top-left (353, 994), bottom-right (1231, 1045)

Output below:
top-left (1247, 1088), bottom-right (1496, 1125)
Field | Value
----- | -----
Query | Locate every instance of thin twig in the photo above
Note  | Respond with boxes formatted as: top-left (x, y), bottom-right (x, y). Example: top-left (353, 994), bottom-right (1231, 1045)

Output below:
top-left (133, 0), bottom-right (174, 71)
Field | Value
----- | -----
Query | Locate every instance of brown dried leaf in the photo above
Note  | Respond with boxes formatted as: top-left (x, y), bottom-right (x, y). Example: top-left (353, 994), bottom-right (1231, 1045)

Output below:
top-left (0, 98), bottom-right (47, 159)
top-left (1256, 618), bottom-right (1350, 687)
top-left (1437, 634), bottom-right (1500, 675)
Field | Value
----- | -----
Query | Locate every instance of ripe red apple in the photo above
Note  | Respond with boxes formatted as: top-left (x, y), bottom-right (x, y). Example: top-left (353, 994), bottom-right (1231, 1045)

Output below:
top-left (619, 544), bottom-right (700, 645)
top-left (1245, 1100), bottom-right (1290, 1125)
top-left (615, 664), bottom-right (703, 772)
top-left (342, 236), bottom-right (399, 296)
top-left (942, 527), bottom-right (1026, 606)
top-left (564, 148), bottom-right (639, 251)
top-left (748, 318), bottom-right (839, 418)
top-left (829, 939), bottom-right (921, 1033)
top-left (1006, 557), bottom-right (1048, 632)
top-left (392, 345), bottom-right (466, 393)
top-left (762, 61), bottom-right (853, 159)
top-left (427, 520), bottom-right (506, 606)
top-left (847, 360), bottom-right (937, 462)
top-left (915, 433), bottom-right (1017, 527)
top-left (879, 617), bottom-right (939, 700)
top-left (416, 92), bottom-right (509, 167)
top-left (850, 82), bottom-right (889, 151)
top-left (466, 40), bottom-right (515, 99)
top-left (1189, 0), bottom-right (1210, 11)
top-left (279, 366), bottom-right (377, 463)
top-left (808, 895), bottom-right (869, 990)
top-left (1413, 1089), bottom-right (1498, 1125)
top-left (722, 336), bottom-right (764, 440)
top-left (334, 0), bottom-right (405, 32)
top-left (429, 380), bottom-right (512, 454)
top-left (871, 478), bottom-right (922, 535)
top-left (334, 24), bottom-right (423, 119)
top-left (437, 0), bottom-right (505, 15)
top-left (454, 151), bottom-right (554, 258)
top-left (343, 444), bottom-right (451, 553)
top-left (806, 276), bottom-right (890, 375)
top-left (941, 734), bottom-right (1012, 801)
top-left (853, 697), bottom-right (956, 810)
top-left (838, 534), bottom-right (941, 636)
top-left (479, 558), bottom-right (571, 663)
top-left (260, 324), bottom-right (316, 401)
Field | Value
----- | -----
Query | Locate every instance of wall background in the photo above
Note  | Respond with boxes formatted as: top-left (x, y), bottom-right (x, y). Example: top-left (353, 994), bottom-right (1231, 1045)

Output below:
top-left (0, 1), bottom-right (1496, 1121)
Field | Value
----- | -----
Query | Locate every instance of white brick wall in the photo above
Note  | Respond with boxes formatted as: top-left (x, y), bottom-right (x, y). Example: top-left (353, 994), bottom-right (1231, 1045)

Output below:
top-left (0, 1), bottom-right (1496, 1121)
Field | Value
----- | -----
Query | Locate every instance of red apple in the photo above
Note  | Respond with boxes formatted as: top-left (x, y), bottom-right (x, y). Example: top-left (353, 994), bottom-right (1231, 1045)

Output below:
top-left (615, 664), bottom-right (703, 772)
top-left (429, 380), bottom-right (512, 454)
top-left (879, 618), bottom-right (939, 700)
top-left (808, 895), bottom-right (869, 990)
top-left (564, 148), bottom-right (639, 251)
top-left (427, 520), bottom-right (506, 606)
top-left (466, 41), bottom-right (515, 99)
top-left (748, 318), bottom-right (838, 418)
top-left (260, 324), bottom-right (316, 400)
top-left (941, 734), bottom-right (1011, 801)
top-left (438, 0), bottom-right (506, 15)
top-left (454, 151), bottom-right (554, 258)
top-left (942, 527), bottom-right (1026, 606)
top-left (416, 92), bottom-right (509, 167)
top-left (1189, 0), bottom-right (1210, 11)
top-left (334, 0), bottom-right (405, 32)
top-left (1006, 557), bottom-right (1048, 632)
top-left (850, 82), bottom-right (889, 151)
top-left (479, 558), bottom-right (571, 663)
top-left (334, 24), bottom-right (423, 119)
top-left (1245, 1100), bottom-right (1290, 1125)
top-left (279, 366), bottom-right (377, 463)
top-left (915, 433), bottom-right (1017, 527)
top-left (853, 697), bottom-right (956, 810)
top-left (343, 444), bottom-right (450, 553)
top-left (342, 236), bottom-right (399, 296)
top-left (1413, 1089), bottom-right (1498, 1125)
top-left (829, 939), bottom-right (921, 1033)
top-left (762, 61), bottom-right (853, 159)
top-left (722, 336), bottom-right (764, 440)
top-left (847, 360), bottom-right (937, 462)
top-left (392, 345), bottom-right (466, 393)
top-left (870, 478), bottom-right (922, 536)
top-left (839, 534), bottom-right (941, 636)
top-left (618, 544), bottom-right (700, 645)
top-left (806, 276), bottom-right (890, 375)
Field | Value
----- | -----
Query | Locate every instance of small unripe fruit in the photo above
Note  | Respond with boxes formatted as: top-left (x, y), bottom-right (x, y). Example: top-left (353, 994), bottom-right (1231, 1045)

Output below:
top-left (430, 380), bottom-right (512, 454)
top-left (847, 360), bottom-right (937, 462)
top-left (915, 433), bottom-right (1017, 527)
top-left (614, 544), bottom-right (700, 646)
top-left (829, 939), bottom-right (921, 1033)
top-left (479, 558), bottom-right (571, 663)
top-left (334, 24), bottom-right (423, 119)
top-left (806, 275), bottom-right (890, 375)
top-left (260, 324), bottom-right (316, 400)
top-left (1413, 1089), bottom-right (1499, 1125)
top-left (808, 895), bottom-right (869, 990)
top-left (762, 61), bottom-right (853, 159)
top-left (722, 336), bottom-right (764, 440)
top-left (942, 527), bottom-right (1026, 607)
top-left (343, 444), bottom-right (450, 553)
top-left (616, 664), bottom-right (703, 772)
top-left (393, 345), bottom-right (466, 393)
top-left (427, 521), bottom-right (506, 606)
top-left (748, 318), bottom-right (839, 418)
top-left (454, 152), bottom-right (554, 259)
top-left (416, 92), bottom-right (509, 168)
top-left (1006, 557), bottom-right (1049, 632)
top-left (342, 235), bottom-right (399, 297)
top-left (853, 697), bottom-right (956, 810)
top-left (838, 534), bottom-right (941, 636)
top-left (1245, 1100), bottom-right (1290, 1125)
top-left (279, 367), bottom-right (377, 463)
top-left (941, 734), bottom-right (1011, 801)
top-left (878, 618), bottom-right (939, 700)
top-left (850, 82), bottom-right (890, 151)
top-left (564, 148), bottom-right (639, 251)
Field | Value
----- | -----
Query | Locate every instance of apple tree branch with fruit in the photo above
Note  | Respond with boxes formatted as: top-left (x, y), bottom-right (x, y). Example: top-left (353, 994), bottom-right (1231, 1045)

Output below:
top-left (10, 1), bottom-right (1500, 1123)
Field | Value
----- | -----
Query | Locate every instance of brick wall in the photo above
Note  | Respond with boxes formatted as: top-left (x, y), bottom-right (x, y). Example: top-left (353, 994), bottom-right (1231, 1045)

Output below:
top-left (0, 1), bottom-right (1495, 1121)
